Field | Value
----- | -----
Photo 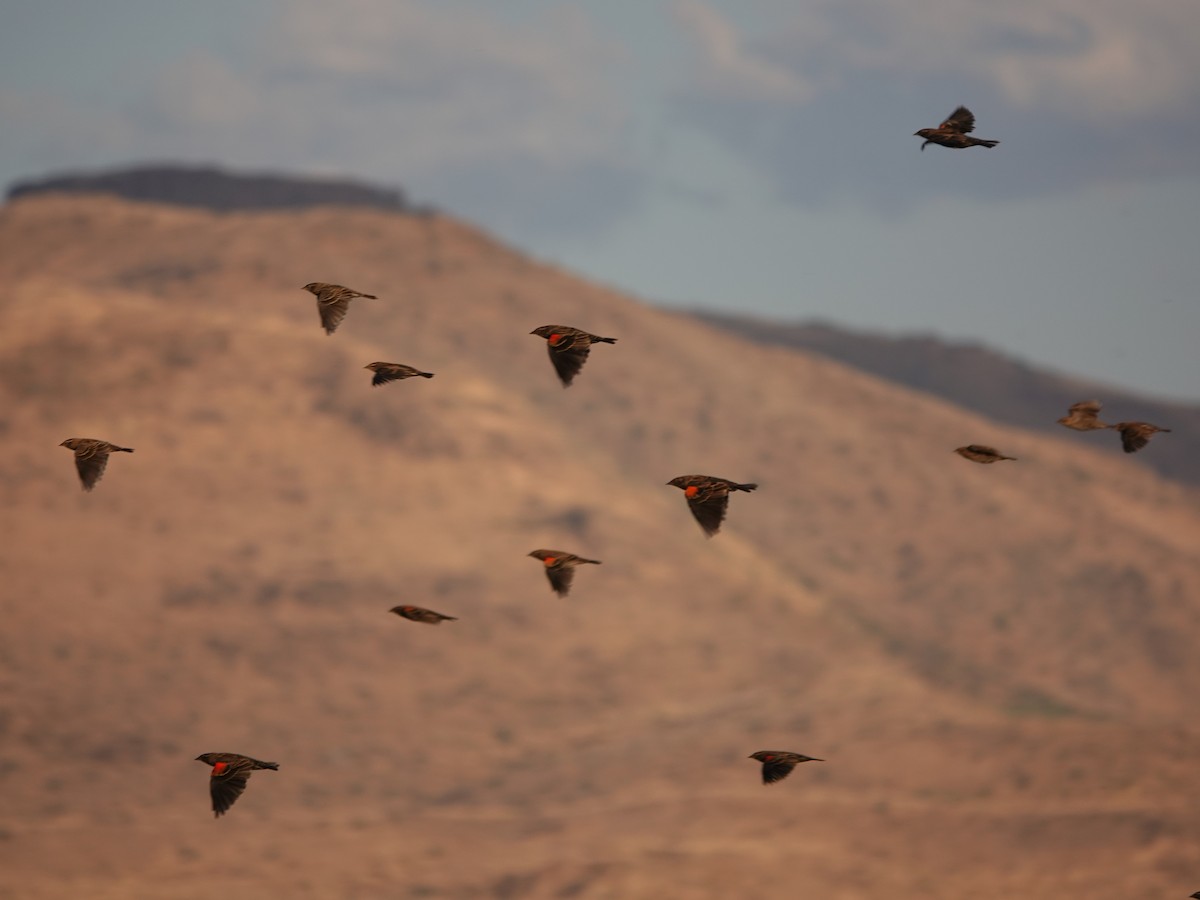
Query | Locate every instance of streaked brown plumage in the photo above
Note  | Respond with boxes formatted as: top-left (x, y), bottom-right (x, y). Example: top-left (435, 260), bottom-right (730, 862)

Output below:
top-left (914, 106), bottom-right (999, 151)
top-left (527, 549), bottom-right (601, 597)
top-left (364, 362), bottom-right (435, 386)
top-left (1113, 421), bottom-right (1171, 453)
top-left (390, 605), bottom-right (457, 624)
top-left (59, 438), bottom-right (133, 491)
top-left (303, 282), bottom-right (377, 335)
top-left (954, 445), bottom-right (1016, 464)
top-left (529, 325), bottom-right (617, 387)
top-left (194, 752), bottom-right (279, 818)
top-left (1057, 400), bottom-right (1112, 431)
top-left (667, 475), bottom-right (758, 537)
top-left (748, 750), bottom-right (823, 785)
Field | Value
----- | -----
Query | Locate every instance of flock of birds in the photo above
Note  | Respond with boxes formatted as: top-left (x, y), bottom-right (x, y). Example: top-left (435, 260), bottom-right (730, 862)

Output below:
top-left (52, 109), bottom-right (1175, 834)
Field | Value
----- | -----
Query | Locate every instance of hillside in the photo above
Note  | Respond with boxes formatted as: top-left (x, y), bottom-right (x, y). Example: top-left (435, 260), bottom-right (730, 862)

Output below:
top-left (0, 194), bottom-right (1199, 899)
top-left (696, 312), bottom-right (1200, 487)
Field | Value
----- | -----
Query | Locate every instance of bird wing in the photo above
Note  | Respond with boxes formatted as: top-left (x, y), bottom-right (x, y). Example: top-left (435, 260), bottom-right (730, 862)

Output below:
top-left (318, 297), bottom-right (350, 334)
top-left (209, 769), bottom-right (250, 817)
top-left (1069, 400), bottom-right (1102, 417)
top-left (687, 490), bottom-right (729, 537)
top-left (761, 760), bottom-right (795, 784)
top-left (74, 448), bottom-right (110, 491)
top-left (545, 565), bottom-right (576, 596)
top-left (546, 339), bottom-right (590, 387)
top-left (939, 106), bottom-right (976, 134)
top-left (1118, 425), bottom-right (1150, 453)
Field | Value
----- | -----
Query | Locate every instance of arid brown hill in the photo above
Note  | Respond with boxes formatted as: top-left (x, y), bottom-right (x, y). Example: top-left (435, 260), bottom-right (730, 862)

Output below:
top-left (0, 194), bottom-right (1198, 899)
top-left (696, 312), bottom-right (1200, 487)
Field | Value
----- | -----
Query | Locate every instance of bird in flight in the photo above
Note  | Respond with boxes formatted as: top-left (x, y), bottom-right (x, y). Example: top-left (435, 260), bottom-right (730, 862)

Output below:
top-left (1057, 400), bottom-right (1112, 431)
top-left (59, 438), bottom-right (133, 491)
top-left (390, 605), bottom-right (457, 624)
top-left (364, 362), bottom-right (434, 386)
top-left (303, 282), bottom-right (377, 335)
top-left (529, 325), bottom-right (617, 387)
top-left (1113, 421), bottom-right (1171, 454)
top-left (527, 549), bottom-right (601, 597)
top-left (954, 445), bottom-right (1017, 464)
top-left (194, 752), bottom-right (279, 818)
top-left (667, 475), bottom-right (758, 537)
top-left (914, 106), bottom-right (999, 151)
top-left (748, 750), bottom-right (823, 785)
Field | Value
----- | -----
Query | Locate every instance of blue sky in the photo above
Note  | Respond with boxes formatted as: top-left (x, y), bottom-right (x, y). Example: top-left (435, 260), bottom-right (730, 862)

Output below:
top-left (3, 0), bottom-right (1198, 400)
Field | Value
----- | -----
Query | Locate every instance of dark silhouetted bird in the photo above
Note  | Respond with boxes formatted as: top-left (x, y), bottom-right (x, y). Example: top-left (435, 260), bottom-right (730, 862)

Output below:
top-left (527, 549), bottom-right (601, 596)
top-left (748, 750), bottom-right (823, 785)
top-left (59, 438), bottom-right (133, 491)
top-left (667, 475), bottom-right (758, 537)
top-left (1113, 421), bottom-right (1171, 453)
top-left (194, 752), bottom-right (279, 818)
top-left (303, 282), bottom-right (377, 334)
top-left (1188, 891), bottom-right (1200, 898)
top-left (529, 325), bottom-right (617, 387)
top-left (954, 445), bottom-right (1016, 464)
top-left (390, 605), bottom-right (457, 624)
top-left (364, 362), bottom-right (434, 386)
top-left (914, 106), bottom-right (999, 151)
top-left (1057, 400), bottom-right (1112, 431)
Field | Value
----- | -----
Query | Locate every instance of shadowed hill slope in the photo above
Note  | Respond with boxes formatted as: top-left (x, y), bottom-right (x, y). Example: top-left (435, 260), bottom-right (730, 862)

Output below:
top-left (695, 312), bottom-right (1200, 487)
top-left (0, 194), bottom-right (1198, 899)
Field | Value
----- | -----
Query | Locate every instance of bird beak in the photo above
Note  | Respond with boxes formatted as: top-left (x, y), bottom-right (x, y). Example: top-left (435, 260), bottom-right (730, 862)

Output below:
top-left (528, 329), bottom-right (538, 335)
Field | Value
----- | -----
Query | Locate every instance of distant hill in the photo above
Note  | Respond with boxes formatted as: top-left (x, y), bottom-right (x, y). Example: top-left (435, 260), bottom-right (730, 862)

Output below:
top-left (6, 163), bottom-right (409, 213)
top-left (695, 312), bottom-right (1200, 487)
top-left (1, 191), bottom-right (1199, 898)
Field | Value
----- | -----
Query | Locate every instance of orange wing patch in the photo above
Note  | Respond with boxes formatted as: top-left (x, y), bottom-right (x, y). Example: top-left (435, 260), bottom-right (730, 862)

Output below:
top-left (684, 485), bottom-right (700, 498)
top-left (543, 557), bottom-right (557, 566)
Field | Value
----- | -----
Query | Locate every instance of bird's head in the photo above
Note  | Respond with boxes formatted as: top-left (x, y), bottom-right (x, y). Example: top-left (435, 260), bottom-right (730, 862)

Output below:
top-left (914, 129), bottom-right (933, 139)
top-left (302, 282), bottom-right (318, 293)
top-left (530, 325), bottom-right (553, 339)
top-left (59, 439), bottom-right (77, 450)
top-left (195, 753), bottom-right (216, 765)
top-left (666, 476), bottom-right (687, 489)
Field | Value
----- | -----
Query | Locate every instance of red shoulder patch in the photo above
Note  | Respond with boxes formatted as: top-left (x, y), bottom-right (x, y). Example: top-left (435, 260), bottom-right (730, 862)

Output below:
top-left (548, 334), bottom-right (562, 345)
top-left (684, 485), bottom-right (700, 498)
top-left (212, 761), bottom-right (228, 775)
top-left (543, 557), bottom-right (557, 567)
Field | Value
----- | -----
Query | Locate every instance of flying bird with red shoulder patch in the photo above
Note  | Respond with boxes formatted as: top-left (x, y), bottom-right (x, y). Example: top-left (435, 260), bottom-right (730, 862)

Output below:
top-left (667, 475), bottom-right (758, 537)
top-left (364, 362), bottom-right (434, 386)
top-left (529, 325), bottom-right (616, 387)
top-left (194, 752), bottom-right (279, 818)
top-left (748, 750), bottom-right (823, 785)
top-left (527, 549), bottom-right (601, 596)
top-left (59, 438), bottom-right (133, 491)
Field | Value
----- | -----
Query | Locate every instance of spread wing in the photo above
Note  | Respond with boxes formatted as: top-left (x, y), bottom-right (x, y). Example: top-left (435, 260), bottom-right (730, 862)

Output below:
top-left (1069, 400), bottom-right (1102, 417)
top-left (761, 760), bottom-right (796, 784)
top-left (1119, 425), bottom-right (1150, 453)
top-left (74, 449), bottom-right (110, 491)
top-left (939, 106), bottom-right (976, 135)
top-left (546, 340), bottom-right (590, 387)
top-left (210, 769), bottom-right (250, 817)
top-left (545, 565), bottom-right (575, 597)
top-left (318, 296), bottom-right (350, 334)
top-left (687, 490), bottom-right (729, 537)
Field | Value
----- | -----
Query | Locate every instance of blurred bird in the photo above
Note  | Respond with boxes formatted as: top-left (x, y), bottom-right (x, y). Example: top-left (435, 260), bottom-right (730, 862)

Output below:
top-left (1188, 891), bottom-right (1200, 898)
top-left (914, 106), bottom-right (999, 151)
top-left (667, 475), bottom-right (758, 537)
top-left (529, 325), bottom-right (617, 387)
top-left (527, 549), bottom-right (601, 597)
top-left (364, 362), bottom-right (434, 386)
top-left (954, 445), bottom-right (1017, 464)
top-left (748, 750), bottom-right (823, 785)
top-left (1057, 400), bottom-right (1112, 431)
top-left (59, 438), bottom-right (133, 491)
top-left (194, 752), bottom-right (279, 818)
top-left (303, 282), bottom-right (377, 335)
top-left (390, 605), bottom-right (457, 624)
top-left (1113, 421), bottom-right (1171, 453)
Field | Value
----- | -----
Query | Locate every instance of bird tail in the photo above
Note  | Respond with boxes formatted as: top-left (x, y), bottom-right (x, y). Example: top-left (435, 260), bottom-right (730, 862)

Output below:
top-left (418, 372), bottom-right (435, 378)
top-left (257, 760), bottom-right (280, 771)
top-left (733, 482), bottom-right (758, 492)
top-left (595, 336), bottom-right (617, 344)
top-left (971, 139), bottom-right (999, 148)
top-left (363, 294), bottom-right (379, 300)
top-left (580, 558), bottom-right (602, 565)
top-left (115, 447), bottom-right (134, 453)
